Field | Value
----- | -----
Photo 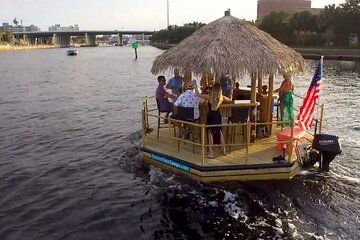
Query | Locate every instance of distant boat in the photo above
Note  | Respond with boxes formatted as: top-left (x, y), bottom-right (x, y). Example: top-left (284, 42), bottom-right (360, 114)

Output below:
top-left (66, 48), bottom-right (78, 56)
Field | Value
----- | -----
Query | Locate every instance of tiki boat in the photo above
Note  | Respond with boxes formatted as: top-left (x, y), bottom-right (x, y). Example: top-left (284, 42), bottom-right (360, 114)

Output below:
top-left (140, 10), bottom-right (341, 182)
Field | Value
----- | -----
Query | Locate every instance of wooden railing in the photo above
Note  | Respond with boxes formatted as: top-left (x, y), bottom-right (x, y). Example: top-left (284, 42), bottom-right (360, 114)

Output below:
top-left (141, 96), bottom-right (308, 166)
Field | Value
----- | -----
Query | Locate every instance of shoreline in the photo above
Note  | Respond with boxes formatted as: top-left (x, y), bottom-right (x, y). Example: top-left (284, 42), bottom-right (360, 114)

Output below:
top-left (151, 43), bottom-right (360, 62)
top-left (0, 44), bottom-right (57, 52)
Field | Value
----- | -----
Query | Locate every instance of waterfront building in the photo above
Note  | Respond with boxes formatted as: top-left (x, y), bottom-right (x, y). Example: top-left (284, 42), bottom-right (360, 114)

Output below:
top-left (257, 0), bottom-right (312, 20)
top-left (48, 24), bottom-right (79, 32)
top-left (0, 22), bottom-right (40, 32)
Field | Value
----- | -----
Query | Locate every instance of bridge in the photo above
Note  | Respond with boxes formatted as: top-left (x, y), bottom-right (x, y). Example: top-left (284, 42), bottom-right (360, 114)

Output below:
top-left (12, 30), bottom-right (154, 47)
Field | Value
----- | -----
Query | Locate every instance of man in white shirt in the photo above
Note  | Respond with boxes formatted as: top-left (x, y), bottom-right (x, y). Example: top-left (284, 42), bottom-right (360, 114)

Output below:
top-left (174, 80), bottom-right (201, 120)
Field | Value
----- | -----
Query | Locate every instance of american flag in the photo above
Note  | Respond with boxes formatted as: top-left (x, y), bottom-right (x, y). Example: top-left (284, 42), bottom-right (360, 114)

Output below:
top-left (296, 58), bottom-right (323, 130)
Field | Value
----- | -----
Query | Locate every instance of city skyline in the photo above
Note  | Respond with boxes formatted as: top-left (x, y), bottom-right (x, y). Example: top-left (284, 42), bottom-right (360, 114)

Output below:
top-left (0, 0), bottom-right (346, 31)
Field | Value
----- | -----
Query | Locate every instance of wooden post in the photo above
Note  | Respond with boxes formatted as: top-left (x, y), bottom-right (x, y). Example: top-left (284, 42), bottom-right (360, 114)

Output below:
top-left (250, 73), bottom-right (257, 142)
top-left (288, 121), bottom-right (294, 162)
top-left (250, 73), bottom-right (257, 103)
top-left (319, 104), bottom-right (324, 133)
top-left (267, 74), bottom-right (274, 134)
top-left (246, 122), bottom-right (251, 165)
top-left (141, 109), bottom-right (145, 147)
top-left (258, 73), bottom-right (263, 94)
top-left (183, 71), bottom-right (192, 91)
top-left (168, 119), bottom-right (173, 147)
top-left (201, 124), bottom-right (206, 166)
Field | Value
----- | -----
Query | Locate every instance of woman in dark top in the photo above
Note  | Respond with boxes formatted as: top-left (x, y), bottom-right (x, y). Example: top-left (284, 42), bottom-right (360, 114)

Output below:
top-left (196, 82), bottom-right (232, 158)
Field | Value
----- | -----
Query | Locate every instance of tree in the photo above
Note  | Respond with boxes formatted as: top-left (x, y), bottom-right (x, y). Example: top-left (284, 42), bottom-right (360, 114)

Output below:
top-left (4, 31), bottom-right (13, 43)
top-left (151, 22), bottom-right (206, 44)
top-left (259, 12), bottom-right (292, 44)
top-left (13, 18), bottom-right (19, 26)
top-left (340, 0), bottom-right (360, 46)
top-left (0, 30), bottom-right (3, 43)
top-left (289, 11), bottom-right (319, 45)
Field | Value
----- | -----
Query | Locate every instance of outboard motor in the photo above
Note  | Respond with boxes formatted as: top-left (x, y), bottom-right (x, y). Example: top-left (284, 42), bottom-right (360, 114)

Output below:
top-left (311, 133), bottom-right (342, 171)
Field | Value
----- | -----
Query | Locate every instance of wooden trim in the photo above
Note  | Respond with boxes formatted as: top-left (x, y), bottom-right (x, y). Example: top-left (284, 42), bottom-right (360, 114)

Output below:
top-left (141, 147), bottom-right (294, 172)
top-left (218, 102), bottom-right (260, 108)
top-left (142, 155), bottom-right (297, 182)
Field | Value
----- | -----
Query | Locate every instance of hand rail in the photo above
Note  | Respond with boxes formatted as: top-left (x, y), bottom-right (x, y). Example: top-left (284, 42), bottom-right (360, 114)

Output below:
top-left (142, 94), bottom-right (312, 166)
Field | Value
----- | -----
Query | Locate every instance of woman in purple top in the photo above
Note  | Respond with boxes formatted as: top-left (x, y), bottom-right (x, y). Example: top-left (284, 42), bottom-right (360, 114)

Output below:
top-left (156, 76), bottom-right (176, 120)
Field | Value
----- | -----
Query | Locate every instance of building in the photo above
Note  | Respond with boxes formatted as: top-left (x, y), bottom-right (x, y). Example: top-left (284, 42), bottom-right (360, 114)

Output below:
top-left (257, 0), bottom-right (312, 20)
top-left (48, 24), bottom-right (79, 32)
top-left (0, 22), bottom-right (40, 32)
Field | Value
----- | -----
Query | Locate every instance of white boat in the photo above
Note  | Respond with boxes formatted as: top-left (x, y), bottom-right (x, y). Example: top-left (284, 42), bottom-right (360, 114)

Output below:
top-left (66, 48), bottom-right (78, 56)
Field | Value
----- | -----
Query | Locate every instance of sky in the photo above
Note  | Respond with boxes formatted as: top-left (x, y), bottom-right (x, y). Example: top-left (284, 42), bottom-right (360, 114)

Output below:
top-left (0, 0), bottom-right (346, 31)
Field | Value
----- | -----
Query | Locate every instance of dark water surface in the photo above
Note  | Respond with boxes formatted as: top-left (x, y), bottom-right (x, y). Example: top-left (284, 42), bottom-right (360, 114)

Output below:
top-left (0, 47), bottom-right (359, 240)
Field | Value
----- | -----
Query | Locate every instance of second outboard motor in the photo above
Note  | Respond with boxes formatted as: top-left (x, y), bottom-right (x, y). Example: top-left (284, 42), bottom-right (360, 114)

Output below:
top-left (312, 133), bottom-right (342, 171)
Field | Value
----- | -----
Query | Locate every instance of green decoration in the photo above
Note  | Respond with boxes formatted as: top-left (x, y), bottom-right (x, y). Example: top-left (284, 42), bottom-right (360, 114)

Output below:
top-left (281, 91), bottom-right (294, 127)
top-left (132, 42), bottom-right (139, 49)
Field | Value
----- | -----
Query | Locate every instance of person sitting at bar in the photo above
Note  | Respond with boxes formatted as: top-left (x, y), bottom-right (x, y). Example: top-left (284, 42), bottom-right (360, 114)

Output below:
top-left (233, 81), bottom-right (241, 100)
top-left (173, 80), bottom-right (201, 120)
top-left (195, 82), bottom-right (232, 158)
top-left (166, 68), bottom-right (183, 97)
top-left (156, 75), bottom-right (176, 121)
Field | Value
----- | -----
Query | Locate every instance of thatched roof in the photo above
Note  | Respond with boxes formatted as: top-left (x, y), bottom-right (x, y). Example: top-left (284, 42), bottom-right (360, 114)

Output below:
top-left (151, 11), bottom-right (305, 78)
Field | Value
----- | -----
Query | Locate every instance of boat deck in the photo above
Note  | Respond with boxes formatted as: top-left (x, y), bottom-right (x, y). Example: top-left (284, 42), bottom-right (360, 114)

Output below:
top-left (144, 126), bottom-right (285, 167)
top-left (141, 123), bottom-right (315, 182)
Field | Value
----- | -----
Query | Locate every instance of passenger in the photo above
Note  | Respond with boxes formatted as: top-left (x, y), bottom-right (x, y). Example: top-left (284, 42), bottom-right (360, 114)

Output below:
top-left (262, 85), bottom-right (268, 95)
top-left (173, 80), bottom-right (201, 120)
top-left (220, 74), bottom-right (233, 98)
top-left (156, 75), bottom-right (176, 120)
top-left (166, 68), bottom-right (183, 97)
top-left (274, 74), bottom-right (295, 124)
top-left (274, 73), bottom-right (294, 101)
top-left (233, 81), bottom-right (241, 100)
top-left (195, 82), bottom-right (232, 158)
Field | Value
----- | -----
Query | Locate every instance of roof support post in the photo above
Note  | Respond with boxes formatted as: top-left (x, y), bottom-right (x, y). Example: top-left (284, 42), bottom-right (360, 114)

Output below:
top-left (250, 73), bottom-right (257, 103)
top-left (250, 73), bottom-right (257, 142)
top-left (266, 74), bottom-right (274, 135)
top-left (257, 73), bottom-right (262, 94)
top-left (183, 72), bottom-right (192, 91)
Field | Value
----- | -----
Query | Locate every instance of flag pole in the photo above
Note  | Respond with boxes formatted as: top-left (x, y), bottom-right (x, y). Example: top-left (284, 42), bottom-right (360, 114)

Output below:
top-left (315, 56), bottom-right (324, 133)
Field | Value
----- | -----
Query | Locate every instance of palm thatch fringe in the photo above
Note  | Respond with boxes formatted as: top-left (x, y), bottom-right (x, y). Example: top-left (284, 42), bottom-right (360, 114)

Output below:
top-left (151, 13), bottom-right (304, 79)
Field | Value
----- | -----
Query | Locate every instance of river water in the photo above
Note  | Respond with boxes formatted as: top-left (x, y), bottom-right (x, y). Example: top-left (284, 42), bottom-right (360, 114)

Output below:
top-left (0, 47), bottom-right (359, 240)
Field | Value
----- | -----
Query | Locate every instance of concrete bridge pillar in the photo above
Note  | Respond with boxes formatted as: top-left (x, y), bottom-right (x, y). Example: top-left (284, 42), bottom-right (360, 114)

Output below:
top-left (53, 34), bottom-right (71, 47)
top-left (117, 33), bottom-right (123, 46)
top-left (23, 35), bottom-right (28, 45)
top-left (28, 36), bottom-right (37, 45)
top-left (85, 33), bottom-right (96, 46)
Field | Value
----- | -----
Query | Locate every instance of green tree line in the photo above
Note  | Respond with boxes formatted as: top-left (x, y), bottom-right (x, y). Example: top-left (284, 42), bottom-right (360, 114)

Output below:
top-left (259, 0), bottom-right (360, 46)
top-left (151, 22), bottom-right (205, 44)
top-left (0, 18), bottom-right (20, 44)
top-left (0, 30), bottom-right (13, 44)
top-left (151, 0), bottom-right (359, 47)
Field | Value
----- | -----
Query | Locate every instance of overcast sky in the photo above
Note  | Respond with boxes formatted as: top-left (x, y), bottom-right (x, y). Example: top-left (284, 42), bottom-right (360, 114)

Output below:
top-left (0, 0), bottom-right (346, 31)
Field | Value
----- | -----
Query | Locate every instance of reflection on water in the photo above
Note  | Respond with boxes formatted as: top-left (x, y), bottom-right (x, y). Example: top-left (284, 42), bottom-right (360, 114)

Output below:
top-left (0, 47), bottom-right (359, 239)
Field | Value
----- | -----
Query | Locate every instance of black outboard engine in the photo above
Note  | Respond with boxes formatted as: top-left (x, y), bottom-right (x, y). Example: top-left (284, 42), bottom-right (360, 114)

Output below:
top-left (312, 133), bottom-right (342, 171)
